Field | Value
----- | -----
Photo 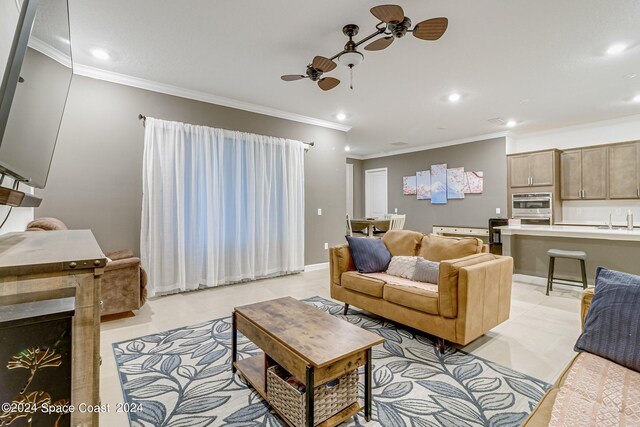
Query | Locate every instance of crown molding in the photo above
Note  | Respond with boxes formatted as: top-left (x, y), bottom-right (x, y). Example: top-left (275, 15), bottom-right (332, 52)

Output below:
top-left (358, 131), bottom-right (510, 160)
top-left (72, 64), bottom-right (352, 133)
top-left (28, 37), bottom-right (72, 68)
top-left (512, 113), bottom-right (640, 140)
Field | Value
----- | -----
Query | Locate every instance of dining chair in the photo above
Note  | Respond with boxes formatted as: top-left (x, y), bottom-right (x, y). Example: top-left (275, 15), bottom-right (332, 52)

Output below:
top-left (389, 214), bottom-right (406, 230)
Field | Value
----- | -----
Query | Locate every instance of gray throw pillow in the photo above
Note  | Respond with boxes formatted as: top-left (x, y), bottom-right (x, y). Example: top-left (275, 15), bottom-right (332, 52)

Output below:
top-left (412, 258), bottom-right (440, 284)
top-left (574, 267), bottom-right (640, 372)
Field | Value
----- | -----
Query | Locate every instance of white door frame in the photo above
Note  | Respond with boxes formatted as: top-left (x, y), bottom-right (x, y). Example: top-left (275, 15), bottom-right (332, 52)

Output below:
top-left (365, 168), bottom-right (388, 218)
top-left (346, 163), bottom-right (354, 218)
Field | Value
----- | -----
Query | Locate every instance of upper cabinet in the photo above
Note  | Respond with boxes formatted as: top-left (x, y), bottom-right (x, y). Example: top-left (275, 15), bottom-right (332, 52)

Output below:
top-left (508, 150), bottom-right (556, 189)
top-left (560, 147), bottom-right (608, 200)
top-left (609, 142), bottom-right (640, 199)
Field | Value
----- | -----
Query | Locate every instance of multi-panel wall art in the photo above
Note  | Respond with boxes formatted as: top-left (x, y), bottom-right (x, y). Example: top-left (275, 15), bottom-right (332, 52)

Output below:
top-left (403, 165), bottom-right (484, 205)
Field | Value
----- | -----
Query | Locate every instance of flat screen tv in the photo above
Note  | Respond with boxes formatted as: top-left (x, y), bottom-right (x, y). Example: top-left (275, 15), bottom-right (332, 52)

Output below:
top-left (0, 0), bottom-right (72, 206)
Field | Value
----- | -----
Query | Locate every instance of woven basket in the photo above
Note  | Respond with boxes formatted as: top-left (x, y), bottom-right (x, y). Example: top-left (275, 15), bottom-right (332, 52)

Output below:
top-left (267, 365), bottom-right (358, 426)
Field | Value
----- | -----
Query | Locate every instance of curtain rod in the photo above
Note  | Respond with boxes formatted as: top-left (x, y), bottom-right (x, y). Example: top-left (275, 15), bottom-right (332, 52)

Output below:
top-left (137, 114), bottom-right (315, 148)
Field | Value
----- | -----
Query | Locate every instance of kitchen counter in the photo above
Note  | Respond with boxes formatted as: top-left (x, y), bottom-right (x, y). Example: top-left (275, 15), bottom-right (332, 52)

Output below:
top-left (497, 224), bottom-right (640, 242)
top-left (497, 224), bottom-right (640, 285)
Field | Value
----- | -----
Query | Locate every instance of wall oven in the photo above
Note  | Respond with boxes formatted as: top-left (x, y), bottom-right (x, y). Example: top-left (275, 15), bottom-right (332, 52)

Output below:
top-left (512, 192), bottom-right (552, 225)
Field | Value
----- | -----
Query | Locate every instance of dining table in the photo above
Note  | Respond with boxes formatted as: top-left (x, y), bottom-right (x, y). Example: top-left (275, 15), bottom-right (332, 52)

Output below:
top-left (350, 218), bottom-right (391, 237)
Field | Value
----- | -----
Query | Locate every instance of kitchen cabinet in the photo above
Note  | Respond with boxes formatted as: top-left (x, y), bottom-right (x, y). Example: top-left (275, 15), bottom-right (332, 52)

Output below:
top-left (508, 150), bottom-right (555, 189)
top-left (609, 142), bottom-right (640, 199)
top-left (560, 147), bottom-right (607, 200)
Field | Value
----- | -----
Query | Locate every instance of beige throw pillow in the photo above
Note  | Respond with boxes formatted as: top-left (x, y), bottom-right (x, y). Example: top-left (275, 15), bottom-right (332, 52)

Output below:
top-left (386, 256), bottom-right (419, 279)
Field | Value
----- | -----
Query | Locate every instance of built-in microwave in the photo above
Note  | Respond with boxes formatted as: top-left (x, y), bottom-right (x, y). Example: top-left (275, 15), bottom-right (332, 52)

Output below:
top-left (512, 192), bottom-right (552, 224)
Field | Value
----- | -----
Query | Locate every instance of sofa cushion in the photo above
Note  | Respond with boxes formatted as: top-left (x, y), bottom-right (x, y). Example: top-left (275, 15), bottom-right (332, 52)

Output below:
top-left (382, 230), bottom-right (423, 256)
top-left (365, 272), bottom-right (439, 292)
top-left (412, 259), bottom-right (440, 284)
top-left (574, 267), bottom-right (640, 372)
top-left (438, 253), bottom-right (496, 318)
top-left (346, 236), bottom-right (391, 273)
top-left (419, 234), bottom-right (483, 262)
top-left (341, 271), bottom-right (385, 298)
top-left (383, 280), bottom-right (439, 315)
top-left (386, 256), bottom-right (419, 279)
top-left (548, 352), bottom-right (640, 427)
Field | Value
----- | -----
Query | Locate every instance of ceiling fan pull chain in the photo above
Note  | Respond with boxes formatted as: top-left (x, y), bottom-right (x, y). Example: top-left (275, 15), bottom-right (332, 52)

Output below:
top-left (350, 65), bottom-right (354, 90)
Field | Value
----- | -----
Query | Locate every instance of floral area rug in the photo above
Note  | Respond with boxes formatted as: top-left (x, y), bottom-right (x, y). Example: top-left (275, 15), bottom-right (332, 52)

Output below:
top-left (113, 296), bottom-right (549, 426)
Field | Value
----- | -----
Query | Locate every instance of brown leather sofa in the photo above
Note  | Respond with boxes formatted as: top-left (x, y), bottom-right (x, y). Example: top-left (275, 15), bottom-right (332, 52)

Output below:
top-left (26, 217), bottom-right (147, 317)
top-left (329, 230), bottom-right (513, 348)
top-left (523, 288), bottom-right (639, 426)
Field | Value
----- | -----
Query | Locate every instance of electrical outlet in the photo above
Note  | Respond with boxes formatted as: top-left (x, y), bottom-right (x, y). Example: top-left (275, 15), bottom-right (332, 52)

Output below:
top-left (394, 208), bottom-right (398, 213)
top-left (495, 208), bottom-right (501, 215)
top-left (324, 242), bottom-right (329, 250)
top-left (317, 208), bottom-right (322, 216)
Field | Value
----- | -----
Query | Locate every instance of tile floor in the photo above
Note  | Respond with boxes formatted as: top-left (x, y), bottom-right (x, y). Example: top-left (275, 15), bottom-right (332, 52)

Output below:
top-left (99, 268), bottom-right (583, 426)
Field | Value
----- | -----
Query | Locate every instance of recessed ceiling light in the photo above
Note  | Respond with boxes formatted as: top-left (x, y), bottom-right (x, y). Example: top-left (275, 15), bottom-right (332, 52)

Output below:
top-left (336, 113), bottom-right (347, 121)
top-left (633, 95), bottom-right (640, 103)
top-left (520, 98), bottom-right (531, 104)
top-left (625, 73), bottom-right (638, 79)
top-left (91, 48), bottom-right (110, 60)
top-left (506, 120), bottom-right (518, 128)
top-left (344, 145), bottom-right (351, 152)
top-left (448, 93), bottom-right (461, 102)
top-left (606, 43), bottom-right (627, 55)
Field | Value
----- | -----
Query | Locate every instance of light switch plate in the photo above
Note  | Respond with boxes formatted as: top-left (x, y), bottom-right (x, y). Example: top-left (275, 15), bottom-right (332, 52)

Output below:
top-left (317, 208), bottom-right (322, 216)
top-left (394, 208), bottom-right (398, 213)
top-left (324, 242), bottom-right (329, 250)
top-left (495, 208), bottom-right (501, 215)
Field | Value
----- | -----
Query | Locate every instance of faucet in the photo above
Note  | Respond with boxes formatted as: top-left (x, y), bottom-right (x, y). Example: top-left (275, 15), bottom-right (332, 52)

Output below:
top-left (609, 212), bottom-right (613, 230)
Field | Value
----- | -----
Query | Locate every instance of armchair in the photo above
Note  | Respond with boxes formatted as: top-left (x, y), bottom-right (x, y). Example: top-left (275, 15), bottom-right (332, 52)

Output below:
top-left (26, 217), bottom-right (147, 317)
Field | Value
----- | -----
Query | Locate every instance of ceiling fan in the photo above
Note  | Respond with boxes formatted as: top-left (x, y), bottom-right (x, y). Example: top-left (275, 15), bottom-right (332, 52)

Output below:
top-left (281, 4), bottom-right (449, 91)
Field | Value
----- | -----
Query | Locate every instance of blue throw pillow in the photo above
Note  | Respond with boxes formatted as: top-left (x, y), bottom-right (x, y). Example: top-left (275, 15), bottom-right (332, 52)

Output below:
top-left (574, 267), bottom-right (640, 371)
top-left (346, 236), bottom-right (391, 273)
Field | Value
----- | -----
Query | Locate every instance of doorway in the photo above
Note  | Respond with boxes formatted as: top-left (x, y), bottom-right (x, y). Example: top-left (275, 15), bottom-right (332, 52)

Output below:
top-left (365, 168), bottom-right (388, 218)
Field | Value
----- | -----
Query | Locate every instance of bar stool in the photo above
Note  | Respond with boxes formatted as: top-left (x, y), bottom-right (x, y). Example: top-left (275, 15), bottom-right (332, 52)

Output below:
top-left (546, 249), bottom-right (588, 295)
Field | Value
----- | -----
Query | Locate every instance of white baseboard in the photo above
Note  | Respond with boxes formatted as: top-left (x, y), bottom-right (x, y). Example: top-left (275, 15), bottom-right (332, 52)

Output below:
top-left (304, 262), bottom-right (329, 272)
top-left (513, 274), bottom-right (547, 286)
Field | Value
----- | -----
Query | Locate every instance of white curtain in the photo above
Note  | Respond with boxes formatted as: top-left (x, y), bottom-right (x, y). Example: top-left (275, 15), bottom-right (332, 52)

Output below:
top-left (140, 118), bottom-right (305, 296)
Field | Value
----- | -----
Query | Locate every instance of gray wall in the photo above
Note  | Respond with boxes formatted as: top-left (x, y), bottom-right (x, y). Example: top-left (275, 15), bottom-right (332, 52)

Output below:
top-left (346, 158), bottom-right (364, 218)
top-left (36, 75), bottom-right (347, 264)
top-left (360, 137), bottom-right (507, 233)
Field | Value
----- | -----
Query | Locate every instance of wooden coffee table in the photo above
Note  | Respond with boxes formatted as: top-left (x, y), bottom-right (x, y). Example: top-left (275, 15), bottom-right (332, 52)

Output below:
top-left (231, 297), bottom-right (384, 427)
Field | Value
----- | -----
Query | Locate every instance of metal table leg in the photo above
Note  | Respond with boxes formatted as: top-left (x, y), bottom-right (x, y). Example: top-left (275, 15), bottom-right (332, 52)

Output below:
top-left (231, 310), bottom-right (237, 373)
top-left (305, 364), bottom-right (314, 426)
top-left (365, 348), bottom-right (372, 421)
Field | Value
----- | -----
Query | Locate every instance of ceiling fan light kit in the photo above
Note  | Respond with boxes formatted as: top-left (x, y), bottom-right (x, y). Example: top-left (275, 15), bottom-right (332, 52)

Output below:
top-left (281, 4), bottom-right (448, 91)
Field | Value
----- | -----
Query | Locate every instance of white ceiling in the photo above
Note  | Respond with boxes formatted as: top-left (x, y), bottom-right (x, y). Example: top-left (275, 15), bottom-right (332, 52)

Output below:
top-left (67, 0), bottom-right (640, 155)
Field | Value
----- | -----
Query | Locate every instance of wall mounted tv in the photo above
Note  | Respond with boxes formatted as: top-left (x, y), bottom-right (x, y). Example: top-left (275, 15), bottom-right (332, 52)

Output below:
top-left (0, 0), bottom-right (72, 207)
